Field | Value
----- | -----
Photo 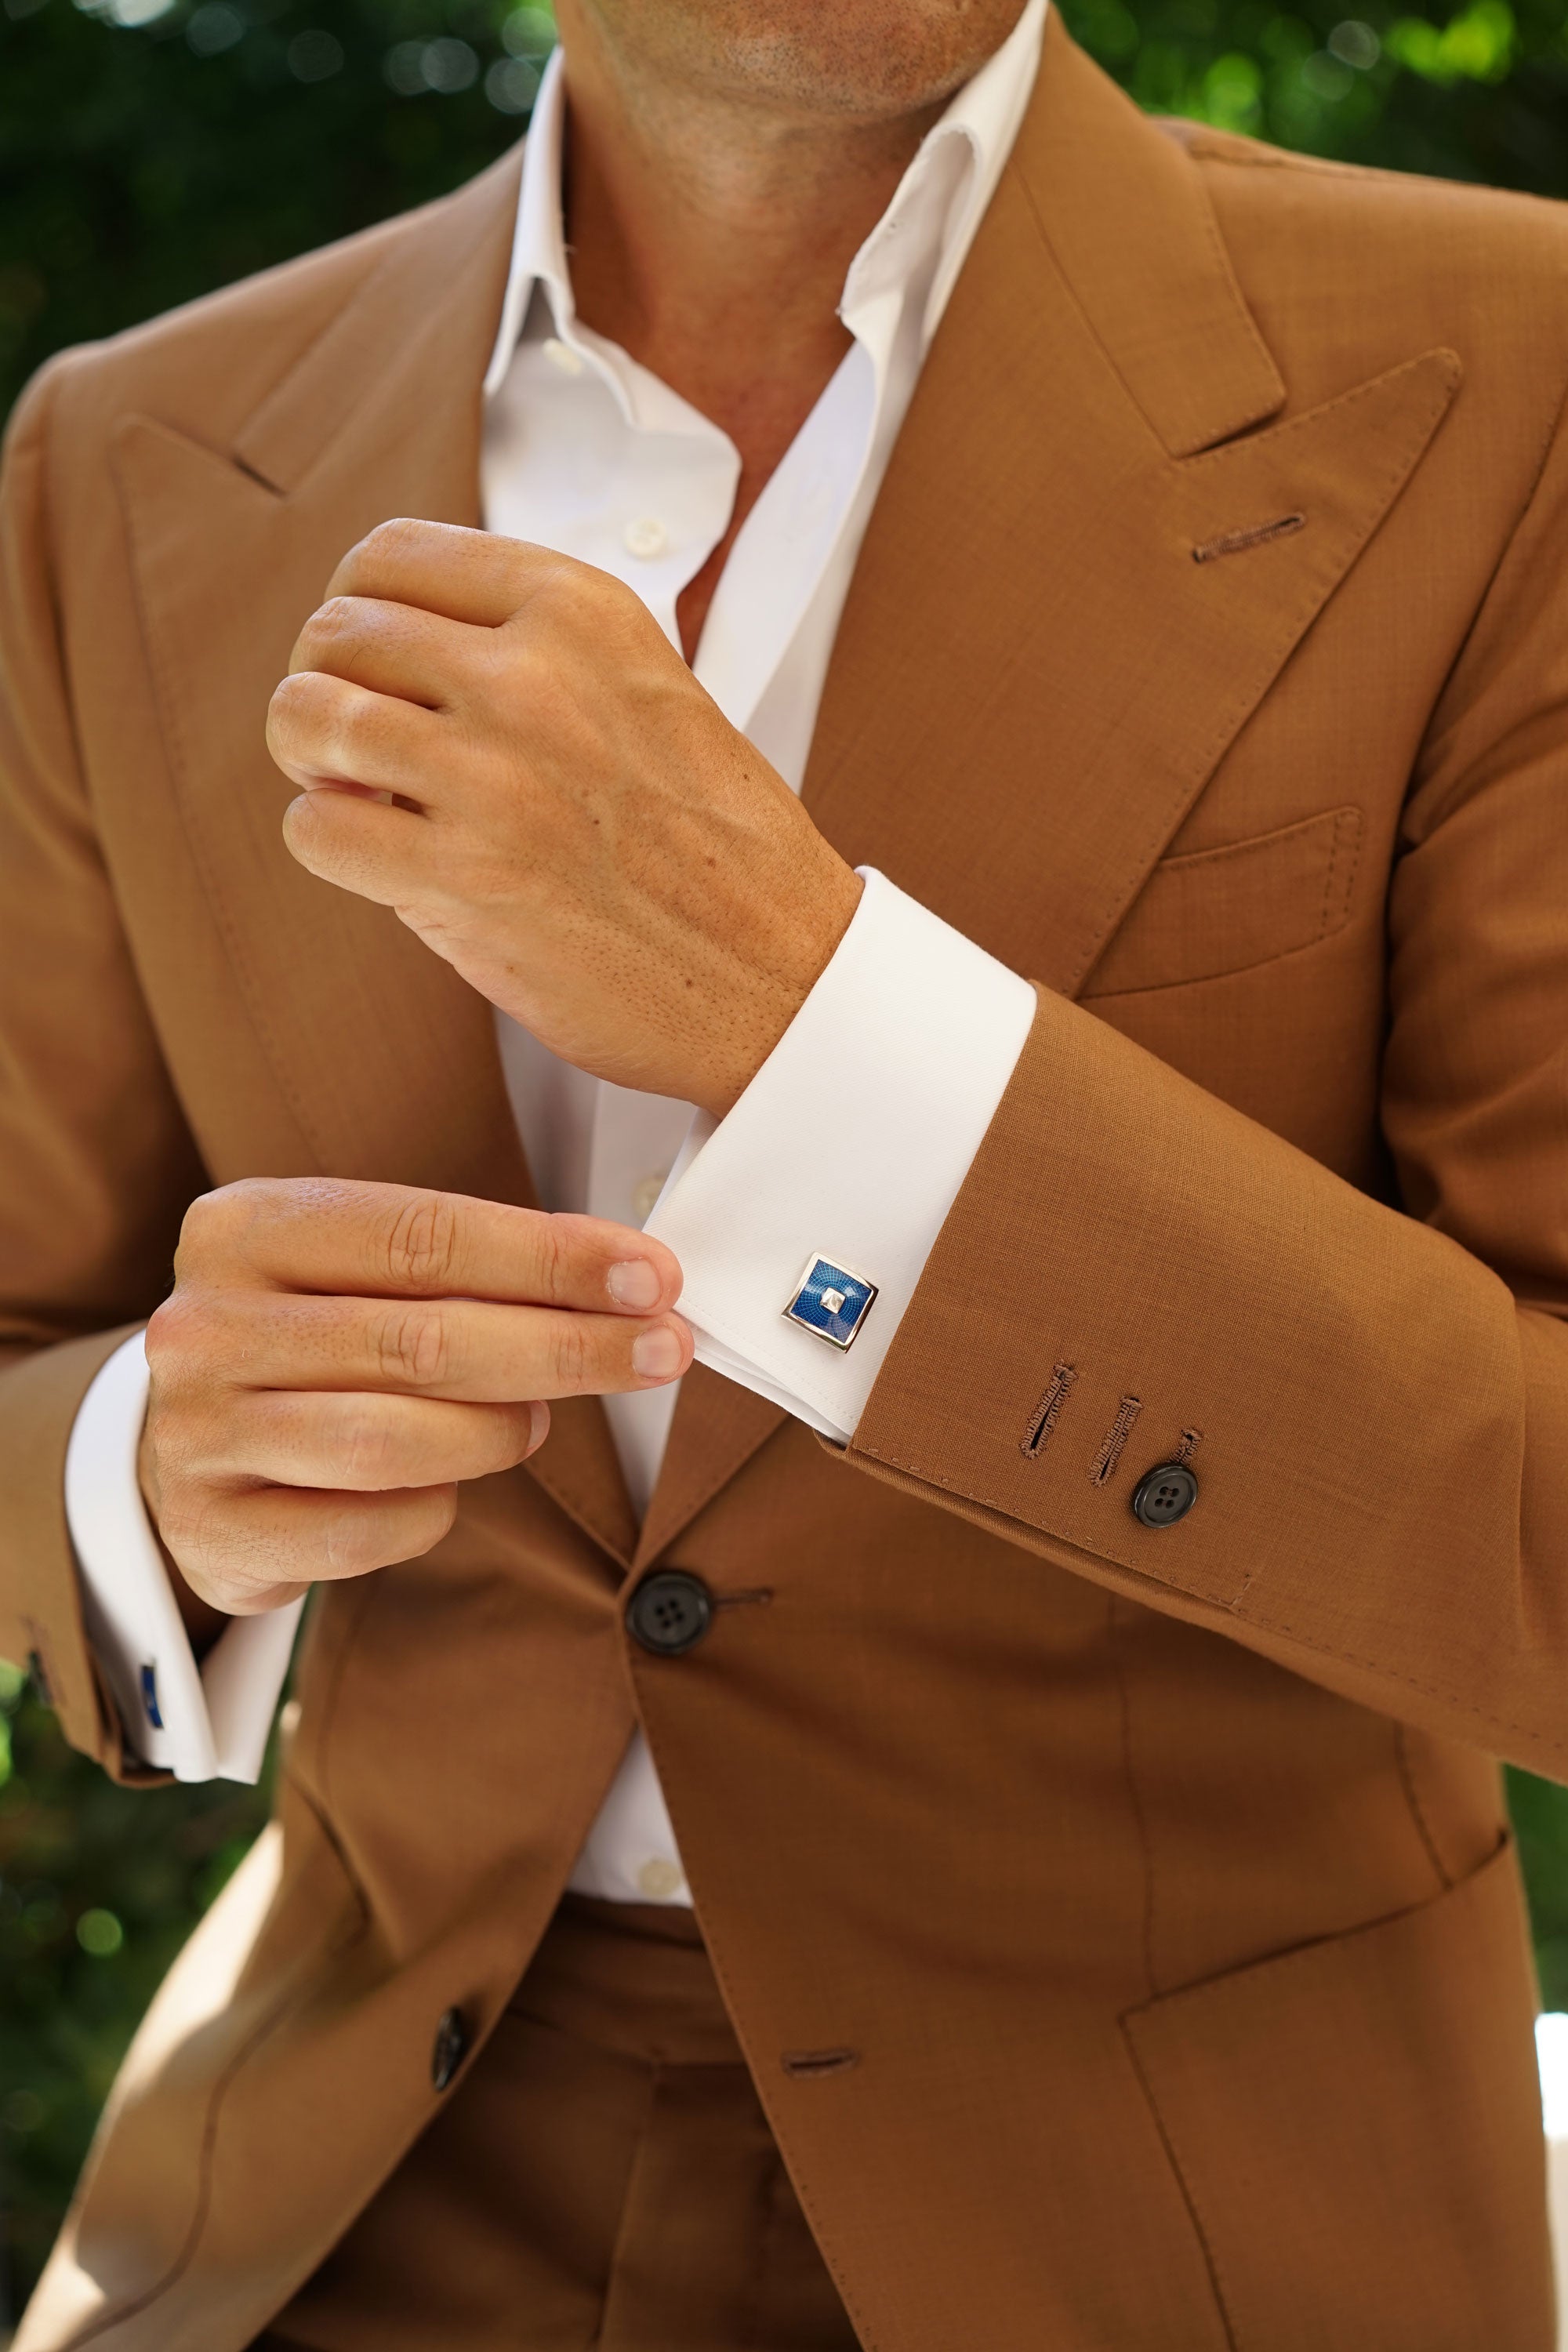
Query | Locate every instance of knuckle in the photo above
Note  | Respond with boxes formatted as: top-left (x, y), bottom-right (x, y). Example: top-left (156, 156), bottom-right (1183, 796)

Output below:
top-left (143, 1291), bottom-right (192, 1373)
top-left (321, 1504), bottom-right (383, 1577)
top-left (271, 675), bottom-right (360, 774)
top-left (368, 517), bottom-right (420, 559)
top-left (346, 517), bottom-right (420, 586)
top-left (548, 1315), bottom-right (590, 1393)
top-left (176, 1181), bottom-right (252, 1266)
top-left (297, 597), bottom-right (360, 668)
top-left (338, 1405), bottom-right (399, 1490)
top-left (322, 1485), bottom-right (453, 1577)
top-left (541, 1215), bottom-right (569, 1305)
top-left (172, 1178), bottom-right (280, 1290)
top-left (554, 566), bottom-right (617, 631)
top-left (373, 1301), bottom-right (450, 1387)
top-left (145, 1288), bottom-right (234, 1387)
top-left (267, 669), bottom-right (318, 742)
top-left (382, 1193), bottom-right (462, 1295)
top-left (316, 592), bottom-right (361, 638)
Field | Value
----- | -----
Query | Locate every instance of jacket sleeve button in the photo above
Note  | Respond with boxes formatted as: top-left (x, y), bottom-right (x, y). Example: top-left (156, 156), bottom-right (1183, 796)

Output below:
top-left (1131, 1461), bottom-right (1199, 1528)
top-left (431, 2005), bottom-right (469, 2092)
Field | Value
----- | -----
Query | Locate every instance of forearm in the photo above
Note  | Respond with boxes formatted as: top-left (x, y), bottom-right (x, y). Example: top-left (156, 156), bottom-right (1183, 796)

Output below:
top-left (846, 984), bottom-right (1563, 1771)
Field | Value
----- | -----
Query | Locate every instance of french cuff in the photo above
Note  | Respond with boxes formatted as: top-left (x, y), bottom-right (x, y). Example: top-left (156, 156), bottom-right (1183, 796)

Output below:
top-left (644, 867), bottom-right (1037, 1439)
top-left (64, 1332), bottom-right (302, 1784)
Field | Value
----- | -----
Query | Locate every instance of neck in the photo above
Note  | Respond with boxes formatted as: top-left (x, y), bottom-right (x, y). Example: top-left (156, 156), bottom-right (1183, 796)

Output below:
top-left (548, 0), bottom-right (1022, 659)
top-left (554, 2), bottom-right (947, 440)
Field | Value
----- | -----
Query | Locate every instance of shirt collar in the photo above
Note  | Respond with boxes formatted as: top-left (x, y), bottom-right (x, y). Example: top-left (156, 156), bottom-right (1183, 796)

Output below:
top-left (483, 0), bottom-right (1047, 401)
top-left (483, 40), bottom-right (575, 397)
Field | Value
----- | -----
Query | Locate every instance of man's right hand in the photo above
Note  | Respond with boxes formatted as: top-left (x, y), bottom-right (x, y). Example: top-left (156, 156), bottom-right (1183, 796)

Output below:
top-left (139, 1177), bottom-right (692, 1635)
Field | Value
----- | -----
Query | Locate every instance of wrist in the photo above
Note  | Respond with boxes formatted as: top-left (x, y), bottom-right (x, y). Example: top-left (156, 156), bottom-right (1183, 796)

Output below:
top-left (694, 861), bottom-right (863, 1120)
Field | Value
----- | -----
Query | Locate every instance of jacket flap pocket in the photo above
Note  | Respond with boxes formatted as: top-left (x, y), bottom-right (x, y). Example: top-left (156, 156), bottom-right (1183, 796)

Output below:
top-left (1122, 1838), bottom-right (1550, 2352)
top-left (1083, 804), bottom-right (1362, 998)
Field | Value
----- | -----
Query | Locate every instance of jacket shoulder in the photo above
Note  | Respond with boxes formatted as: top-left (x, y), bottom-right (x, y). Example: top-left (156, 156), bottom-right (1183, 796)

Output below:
top-left (15, 166), bottom-right (507, 456)
top-left (1172, 118), bottom-right (1568, 296)
top-left (1164, 120), bottom-right (1568, 416)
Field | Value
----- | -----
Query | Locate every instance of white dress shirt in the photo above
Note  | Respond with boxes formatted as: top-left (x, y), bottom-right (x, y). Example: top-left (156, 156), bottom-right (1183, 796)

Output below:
top-left (66, 0), bottom-right (1045, 1904)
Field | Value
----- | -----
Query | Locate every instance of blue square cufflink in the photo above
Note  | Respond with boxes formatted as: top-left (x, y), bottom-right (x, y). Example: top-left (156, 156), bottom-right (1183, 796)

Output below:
top-left (783, 1254), bottom-right (878, 1351)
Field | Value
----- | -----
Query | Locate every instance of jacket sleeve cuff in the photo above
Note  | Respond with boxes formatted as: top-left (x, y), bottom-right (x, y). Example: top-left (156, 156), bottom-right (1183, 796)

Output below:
top-left (644, 868), bottom-right (1036, 1439)
top-left (65, 1333), bottom-right (300, 1784)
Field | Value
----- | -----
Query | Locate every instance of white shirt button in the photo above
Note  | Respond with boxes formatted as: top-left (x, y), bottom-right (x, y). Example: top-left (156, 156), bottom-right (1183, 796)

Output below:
top-left (631, 1170), bottom-right (671, 1224)
top-left (623, 517), bottom-right (668, 560)
top-left (636, 1857), bottom-right (686, 1901)
top-left (542, 336), bottom-right (584, 376)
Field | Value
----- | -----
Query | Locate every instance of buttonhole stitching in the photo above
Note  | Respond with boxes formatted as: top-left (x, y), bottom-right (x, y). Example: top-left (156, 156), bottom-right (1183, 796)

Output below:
top-left (1021, 1361), bottom-right (1078, 1460)
top-left (851, 1438), bottom-right (1564, 1758)
top-left (1191, 511), bottom-right (1306, 564)
top-left (1172, 1428), bottom-right (1203, 1466)
top-left (781, 2048), bottom-right (860, 2078)
top-left (711, 1588), bottom-right (773, 1610)
top-left (1091, 1396), bottom-right (1143, 1487)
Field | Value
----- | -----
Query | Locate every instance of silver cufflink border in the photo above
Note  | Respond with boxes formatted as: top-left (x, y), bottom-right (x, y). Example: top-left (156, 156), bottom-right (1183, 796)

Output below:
top-left (782, 1253), bottom-right (879, 1352)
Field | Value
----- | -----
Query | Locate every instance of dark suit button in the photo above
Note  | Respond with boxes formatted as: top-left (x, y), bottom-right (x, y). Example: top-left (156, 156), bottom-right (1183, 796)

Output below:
top-left (1131, 1462), bottom-right (1199, 1528)
top-left (627, 1570), bottom-right (713, 1656)
top-left (431, 2006), bottom-right (468, 2092)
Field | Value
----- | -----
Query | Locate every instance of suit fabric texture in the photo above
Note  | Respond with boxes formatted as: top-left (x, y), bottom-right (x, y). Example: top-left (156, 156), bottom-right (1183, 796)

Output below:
top-left (2, 17), bottom-right (1566, 2348)
top-left (249, 1895), bottom-right (862, 2351)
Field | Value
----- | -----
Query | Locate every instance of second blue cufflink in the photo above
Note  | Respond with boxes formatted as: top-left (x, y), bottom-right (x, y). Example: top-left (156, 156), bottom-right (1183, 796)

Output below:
top-left (140, 1661), bottom-right (164, 1730)
top-left (783, 1254), bottom-right (877, 1351)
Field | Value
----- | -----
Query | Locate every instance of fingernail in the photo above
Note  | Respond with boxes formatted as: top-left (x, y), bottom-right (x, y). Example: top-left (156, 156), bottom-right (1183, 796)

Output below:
top-left (608, 1260), bottom-right (662, 1310)
top-left (526, 1401), bottom-right (550, 1452)
top-left (632, 1327), bottom-right (683, 1381)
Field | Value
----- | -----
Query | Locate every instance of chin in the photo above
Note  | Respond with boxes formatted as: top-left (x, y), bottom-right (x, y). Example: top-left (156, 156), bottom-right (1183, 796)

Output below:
top-left (581, 0), bottom-right (1029, 118)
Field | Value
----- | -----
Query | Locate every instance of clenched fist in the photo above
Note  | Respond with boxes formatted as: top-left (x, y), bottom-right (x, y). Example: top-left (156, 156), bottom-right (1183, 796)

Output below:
top-left (140, 1177), bottom-right (691, 1630)
top-left (267, 519), bottom-right (862, 1120)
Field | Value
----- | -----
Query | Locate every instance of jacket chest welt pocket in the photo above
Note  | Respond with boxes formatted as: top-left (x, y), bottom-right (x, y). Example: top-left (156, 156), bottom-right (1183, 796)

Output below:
top-left (1083, 804), bottom-right (1363, 998)
top-left (1121, 1837), bottom-right (1551, 2352)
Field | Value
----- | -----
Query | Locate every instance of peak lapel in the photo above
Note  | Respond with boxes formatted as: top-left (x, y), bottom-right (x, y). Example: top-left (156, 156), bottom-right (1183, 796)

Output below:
top-left (1018, 11), bottom-right (1286, 460)
top-left (643, 22), bottom-right (1461, 1564)
top-left (802, 19), bottom-right (1459, 1000)
top-left (114, 148), bottom-right (639, 1566)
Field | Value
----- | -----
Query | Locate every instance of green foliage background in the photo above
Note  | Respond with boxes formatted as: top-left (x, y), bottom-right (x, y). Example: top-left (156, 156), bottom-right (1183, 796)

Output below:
top-left (5, 0), bottom-right (1568, 2325)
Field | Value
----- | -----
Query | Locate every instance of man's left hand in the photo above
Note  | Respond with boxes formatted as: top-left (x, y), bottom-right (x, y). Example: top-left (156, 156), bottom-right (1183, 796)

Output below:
top-left (268, 519), bottom-right (862, 1120)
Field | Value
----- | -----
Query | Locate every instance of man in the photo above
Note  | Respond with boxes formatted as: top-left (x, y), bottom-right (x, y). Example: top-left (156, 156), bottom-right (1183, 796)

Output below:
top-left (3, 0), bottom-right (1567, 2337)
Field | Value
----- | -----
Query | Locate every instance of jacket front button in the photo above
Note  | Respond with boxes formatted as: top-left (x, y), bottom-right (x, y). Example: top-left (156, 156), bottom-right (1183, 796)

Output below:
top-left (627, 1570), bottom-right (713, 1656)
top-left (1131, 1461), bottom-right (1199, 1528)
top-left (431, 2006), bottom-right (469, 2092)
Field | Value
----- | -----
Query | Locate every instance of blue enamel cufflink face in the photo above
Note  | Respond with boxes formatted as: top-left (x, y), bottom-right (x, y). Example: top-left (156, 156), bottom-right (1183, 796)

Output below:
top-left (783, 1255), bottom-right (878, 1350)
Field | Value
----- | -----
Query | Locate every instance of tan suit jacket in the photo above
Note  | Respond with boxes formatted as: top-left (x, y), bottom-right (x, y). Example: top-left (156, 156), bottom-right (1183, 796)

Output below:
top-left (5, 19), bottom-right (1566, 2347)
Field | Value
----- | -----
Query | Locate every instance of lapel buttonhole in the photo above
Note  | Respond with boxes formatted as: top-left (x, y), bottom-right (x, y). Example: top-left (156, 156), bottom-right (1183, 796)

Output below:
top-left (1192, 512), bottom-right (1307, 564)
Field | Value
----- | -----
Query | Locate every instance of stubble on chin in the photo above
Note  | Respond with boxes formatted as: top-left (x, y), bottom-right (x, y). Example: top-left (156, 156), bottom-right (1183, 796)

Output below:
top-left (568, 0), bottom-right (1030, 122)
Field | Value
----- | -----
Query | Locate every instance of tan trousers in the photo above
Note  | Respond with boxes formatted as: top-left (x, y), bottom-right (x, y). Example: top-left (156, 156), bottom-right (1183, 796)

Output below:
top-left (253, 1896), bottom-right (862, 2351)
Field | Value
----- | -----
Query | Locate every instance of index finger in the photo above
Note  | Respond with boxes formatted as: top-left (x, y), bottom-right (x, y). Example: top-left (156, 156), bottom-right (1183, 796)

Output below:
top-left (326, 518), bottom-right (575, 630)
top-left (184, 1178), bottom-right (683, 1316)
